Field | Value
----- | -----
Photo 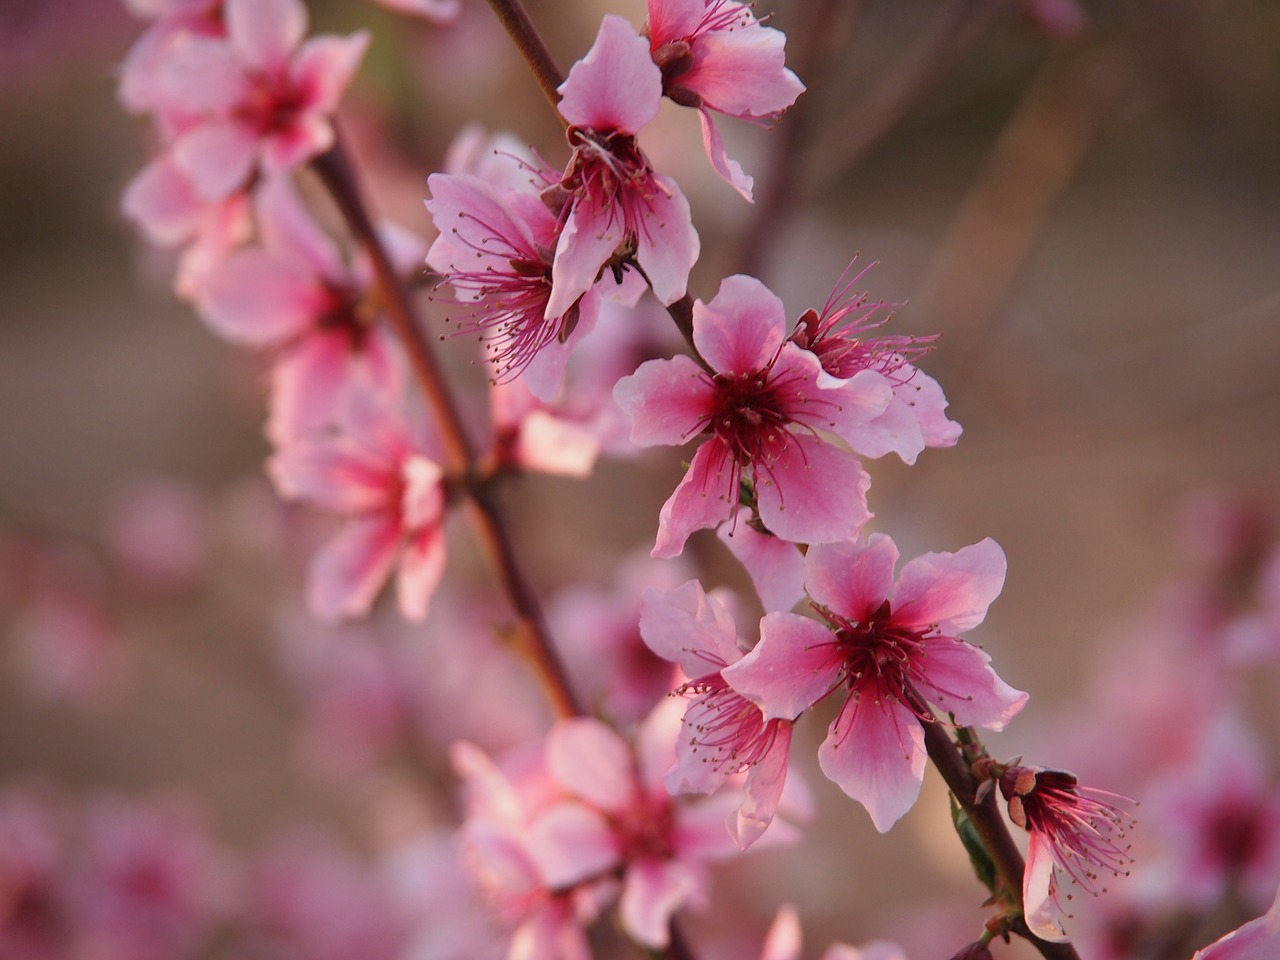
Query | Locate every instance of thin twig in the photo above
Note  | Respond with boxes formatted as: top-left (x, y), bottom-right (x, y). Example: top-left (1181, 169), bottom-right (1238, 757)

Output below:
top-left (484, 0), bottom-right (567, 115)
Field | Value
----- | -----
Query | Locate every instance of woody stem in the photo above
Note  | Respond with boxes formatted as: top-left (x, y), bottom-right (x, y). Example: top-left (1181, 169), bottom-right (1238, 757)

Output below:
top-left (484, 0), bottom-right (568, 117)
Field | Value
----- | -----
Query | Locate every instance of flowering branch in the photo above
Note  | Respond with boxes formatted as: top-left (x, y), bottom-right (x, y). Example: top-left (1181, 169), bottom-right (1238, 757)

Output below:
top-left (484, 0), bottom-right (568, 114)
top-left (311, 136), bottom-right (584, 720)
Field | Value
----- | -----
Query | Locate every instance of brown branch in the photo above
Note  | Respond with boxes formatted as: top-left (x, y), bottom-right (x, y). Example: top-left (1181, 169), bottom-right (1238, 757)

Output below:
top-left (484, 0), bottom-right (567, 116)
top-left (311, 134), bottom-right (584, 721)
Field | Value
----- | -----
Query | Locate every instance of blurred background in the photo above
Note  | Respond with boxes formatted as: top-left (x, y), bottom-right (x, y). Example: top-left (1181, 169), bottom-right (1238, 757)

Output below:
top-left (2, 0), bottom-right (1279, 957)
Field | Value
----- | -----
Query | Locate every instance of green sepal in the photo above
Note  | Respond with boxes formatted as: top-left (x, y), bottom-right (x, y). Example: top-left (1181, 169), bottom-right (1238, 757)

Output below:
top-left (951, 793), bottom-right (998, 894)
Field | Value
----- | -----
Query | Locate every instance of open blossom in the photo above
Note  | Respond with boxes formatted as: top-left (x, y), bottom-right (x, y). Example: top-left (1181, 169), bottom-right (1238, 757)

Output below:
top-left (154, 0), bottom-right (369, 201)
top-left (639, 579), bottom-right (796, 849)
top-left (999, 765), bottom-right (1135, 943)
top-left (787, 261), bottom-right (961, 464)
top-left (267, 376), bottom-right (449, 623)
top-left (644, 0), bottom-right (805, 199)
top-left (548, 15), bottom-right (699, 320)
top-left (724, 534), bottom-right (1027, 832)
top-left (614, 274), bottom-right (891, 558)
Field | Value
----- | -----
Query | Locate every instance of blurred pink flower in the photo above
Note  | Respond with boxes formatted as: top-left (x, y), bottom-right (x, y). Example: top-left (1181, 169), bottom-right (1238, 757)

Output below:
top-left (1193, 885), bottom-right (1280, 960)
top-left (614, 274), bottom-right (889, 558)
top-left (725, 534), bottom-right (1026, 832)
top-left (104, 475), bottom-right (208, 593)
top-left (267, 375), bottom-right (449, 622)
top-left (549, 15), bottom-right (699, 319)
top-left (0, 787), bottom-right (66, 960)
top-left (644, 0), bottom-right (804, 199)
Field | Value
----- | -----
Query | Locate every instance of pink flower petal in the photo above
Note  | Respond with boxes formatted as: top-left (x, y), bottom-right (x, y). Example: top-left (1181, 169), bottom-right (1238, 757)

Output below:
top-left (891, 538), bottom-right (1006, 634)
top-left (268, 443), bottom-right (392, 513)
top-left (262, 112), bottom-right (335, 171)
top-left (546, 199), bottom-right (624, 323)
top-left (121, 155), bottom-right (204, 245)
top-left (732, 720), bottom-right (793, 849)
top-left (723, 613), bottom-right (839, 721)
top-left (152, 35), bottom-right (248, 114)
top-left (525, 801), bottom-right (620, 889)
top-left (817, 696), bottom-right (926, 833)
top-left (805, 534), bottom-right (899, 621)
top-left (307, 515), bottom-right (401, 622)
top-left (366, 0), bottom-right (461, 22)
top-left (916, 638), bottom-right (1027, 730)
top-left (619, 857), bottom-right (705, 948)
top-left (692, 274), bottom-right (786, 374)
top-left (633, 174), bottom-right (698, 307)
top-left (754, 434), bottom-right (872, 546)
top-left (1022, 830), bottom-right (1068, 942)
top-left (646, 0), bottom-right (704, 44)
top-left (760, 905), bottom-right (803, 960)
top-left (226, 0), bottom-right (306, 71)
top-left (196, 248), bottom-right (328, 346)
top-left (652, 441), bottom-right (738, 559)
top-left (267, 330), bottom-right (354, 441)
top-left (172, 120), bottom-right (258, 201)
top-left (557, 15), bottom-right (661, 134)
top-left (1193, 885), bottom-right (1280, 960)
top-left (681, 21), bottom-right (804, 118)
top-left (717, 508), bottom-right (806, 613)
top-left (292, 31), bottom-right (371, 115)
top-left (515, 411), bottom-right (599, 478)
top-left (639, 580), bottom-right (741, 678)
top-left (256, 174), bottom-right (345, 278)
top-left (613, 354), bottom-right (709, 448)
top-left (396, 525), bottom-right (446, 621)
top-left (698, 109), bottom-right (754, 200)
top-left (546, 718), bottom-right (635, 814)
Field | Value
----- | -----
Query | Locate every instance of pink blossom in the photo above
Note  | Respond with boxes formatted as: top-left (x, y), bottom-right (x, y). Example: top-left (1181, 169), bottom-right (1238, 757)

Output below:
top-left (717, 506), bottom-right (807, 613)
top-left (267, 375), bottom-right (449, 623)
top-left (104, 475), bottom-right (207, 593)
top-left (724, 534), bottom-right (1026, 831)
top-left (363, 0), bottom-right (461, 24)
top-left (1193, 885), bottom-right (1280, 960)
top-left (549, 15), bottom-right (699, 319)
top-left (194, 173), bottom-right (412, 440)
top-left (760, 905), bottom-right (909, 960)
top-left (639, 579), bottom-right (796, 848)
top-left (999, 765), bottom-right (1135, 943)
top-left (644, 0), bottom-right (805, 199)
top-left (614, 274), bottom-right (890, 558)
top-left (787, 261), bottom-right (961, 464)
top-left (523, 707), bottom-right (745, 948)
top-left (154, 0), bottom-right (369, 201)
top-left (427, 166), bottom-right (603, 398)
top-left (0, 787), bottom-right (66, 960)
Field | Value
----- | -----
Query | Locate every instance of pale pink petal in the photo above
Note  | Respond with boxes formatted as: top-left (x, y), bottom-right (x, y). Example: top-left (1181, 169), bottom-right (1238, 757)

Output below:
top-left (847, 389), bottom-right (927, 463)
top-left (262, 112), bottom-right (334, 171)
top-left (645, 0), bottom-right (704, 45)
top-left (698, 109), bottom-right (754, 200)
top-left (732, 721), bottom-right (793, 849)
top-left (916, 638), bottom-right (1027, 730)
top-left (268, 443), bottom-right (391, 513)
top-left (396, 526), bottom-right (446, 621)
top-left (619, 857), bottom-right (705, 948)
top-left (652, 441), bottom-right (738, 559)
top-left (256, 174), bottom-right (345, 278)
top-left (525, 802), bottom-right (620, 889)
top-left (1193, 885), bottom-right (1280, 960)
top-left (366, 0), bottom-right (461, 23)
top-left (546, 200), bottom-right (624, 322)
top-left (666, 695), bottom-right (736, 796)
top-left (692, 274), bottom-right (785, 374)
top-left (510, 899), bottom-right (592, 960)
top-left (613, 354), bottom-right (709, 447)
top-left (152, 35), bottom-right (248, 114)
top-left (546, 718), bottom-right (635, 813)
top-left (122, 156), bottom-right (204, 245)
top-left (292, 32), bottom-right (371, 115)
top-left (639, 580), bottom-right (741, 677)
top-left (754, 434), bottom-right (872, 547)
top-left (307, 515), bottom-right (401, 622)
top-left (557, 15), bottom-right (661, 134)
top-left (722, 613), bottom-right (839, 721)
top-left (196, 248), bottom-right (328, 345)
top-left (267, 330), bottom-right (353, 441)
top-left (681, 23), bottom-right (805, 118)
top-left (520, 289), bottom-right (601, 402)
top-left (515, 412), bottom-right (599, 478)
top-left (172, 120), bottom-right (258, 201)
top-left (717, 509), bottom-right (806, 613)
top-left (1022, 831), bottom-right (1068, 942)
top-left (761, 904), bottom-right (803, 960)
top-left (909, 369), bottom-right (962, 448)
top-left (226, 0), bottom-right (306, 71)
top-left (805, 534), bottom-right (898, 620)
top-left (891, 538), bottom-right (1006, 634)
top-left (633, 174), bottom-right (698, 307)
top-left (817, 697), bottom-right (926, 833)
